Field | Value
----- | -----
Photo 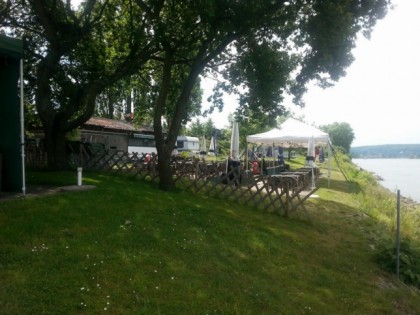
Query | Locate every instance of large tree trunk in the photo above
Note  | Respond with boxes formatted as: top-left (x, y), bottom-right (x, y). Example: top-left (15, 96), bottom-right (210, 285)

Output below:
top-left (157, 146), bottom-right (174, 191)
top-left (44, 122), bottom-right (68, 170)
top-left (153, 53), bottom-right (207, 191)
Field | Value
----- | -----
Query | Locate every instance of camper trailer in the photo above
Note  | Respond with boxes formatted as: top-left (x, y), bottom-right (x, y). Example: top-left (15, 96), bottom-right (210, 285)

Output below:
top-left (128, 133), bottom-right (157, 154)
top-left (130, 135), bottom-right (200, 155)
top-left (176, 136), bottom-right (200, 154)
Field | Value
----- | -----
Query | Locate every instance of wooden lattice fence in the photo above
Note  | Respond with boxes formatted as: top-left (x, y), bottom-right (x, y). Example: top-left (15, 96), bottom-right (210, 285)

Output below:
top-left (26, 147), bottom-right (318, 217)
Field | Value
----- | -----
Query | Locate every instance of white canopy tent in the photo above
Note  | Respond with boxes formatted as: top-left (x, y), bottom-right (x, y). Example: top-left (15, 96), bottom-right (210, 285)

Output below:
top-left (246, 118), bottom-right (332, 186)
top-left (246, 118), bottom-right (330, 147)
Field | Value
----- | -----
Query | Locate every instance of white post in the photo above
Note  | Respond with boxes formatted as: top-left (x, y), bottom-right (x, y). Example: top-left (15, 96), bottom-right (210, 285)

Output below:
top-left (77, 167), bottom-right (83, 186)
top-left (20, 58), bottom-right (26, 196)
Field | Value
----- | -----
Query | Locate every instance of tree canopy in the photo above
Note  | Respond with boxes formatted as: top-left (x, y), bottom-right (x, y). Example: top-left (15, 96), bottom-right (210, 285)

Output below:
top-left (1, 0), bottom-right (390, 190)
top-left (321, 122), bottom-right (355, 153)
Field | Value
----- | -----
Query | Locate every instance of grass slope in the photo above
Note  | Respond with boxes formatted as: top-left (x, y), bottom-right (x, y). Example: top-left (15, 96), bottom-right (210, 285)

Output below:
top-left (0, 163), bottom-right (419, 314)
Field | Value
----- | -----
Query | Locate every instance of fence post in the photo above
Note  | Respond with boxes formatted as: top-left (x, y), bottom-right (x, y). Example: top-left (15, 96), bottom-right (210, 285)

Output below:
top-left (396, 189), bottom-right (401, 280)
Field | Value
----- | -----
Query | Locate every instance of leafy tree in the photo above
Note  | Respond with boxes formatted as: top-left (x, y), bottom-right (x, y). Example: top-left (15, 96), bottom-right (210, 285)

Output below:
top-left (2, 0), bottom-right (390, 191)
top-left (138, 0), bottom-right (389, 190)
top-left (186, 119), bottom-right (204, 138)
top-left (95, 79), bottom-right (130, 120)
top-left (321, 122), bottom-right (355, 153)
top-left (187, 118), bottom-right (216, 139)
top-left (1, 0), bottom-right (159, 169)
top-left (130, 65), bottom-right (203, 129)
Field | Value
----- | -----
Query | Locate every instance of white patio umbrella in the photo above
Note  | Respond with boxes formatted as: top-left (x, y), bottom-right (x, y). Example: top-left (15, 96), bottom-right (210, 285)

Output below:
top-left (227, 121), bottom-right (240, 182)
top-left (200, 136), bottom-right (207, 160)
top-left (306, 136), bottom-right (315, 163)
top-left (306, 136), bottom-right (316, 189)
top-left (208, 136), bottom-right (215, 156)
top-left (230, 121), bottom-right (240, 160)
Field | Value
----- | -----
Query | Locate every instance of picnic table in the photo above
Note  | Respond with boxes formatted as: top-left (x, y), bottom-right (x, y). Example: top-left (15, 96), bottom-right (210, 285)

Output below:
top-left (266, 167), bottom-right (319, 216)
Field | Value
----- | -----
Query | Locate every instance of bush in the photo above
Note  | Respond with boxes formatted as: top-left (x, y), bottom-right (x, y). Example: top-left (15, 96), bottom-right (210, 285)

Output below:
top-left (376, 239), bottom-right (420, 288)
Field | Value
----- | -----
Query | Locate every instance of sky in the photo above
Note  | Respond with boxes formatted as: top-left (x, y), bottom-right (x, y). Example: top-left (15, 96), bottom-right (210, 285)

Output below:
top-left (202, 0), bottom-right (420, 147)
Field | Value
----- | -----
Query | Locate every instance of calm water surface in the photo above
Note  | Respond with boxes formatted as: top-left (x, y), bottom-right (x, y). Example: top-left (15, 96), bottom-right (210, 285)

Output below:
top-left (353, 159), bottom-right (420, 203)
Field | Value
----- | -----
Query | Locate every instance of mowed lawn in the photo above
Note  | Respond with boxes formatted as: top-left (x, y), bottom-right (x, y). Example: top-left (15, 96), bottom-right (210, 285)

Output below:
top-left (0, 168), bottom-right (419, 314)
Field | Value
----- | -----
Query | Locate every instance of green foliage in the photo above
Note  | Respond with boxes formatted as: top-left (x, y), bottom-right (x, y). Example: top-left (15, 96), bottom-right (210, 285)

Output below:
top-left (228, 39), bottom-right (292, 125)
top-left (179, 151), bottom-right (191, 159)
top-left (331, 150), bottom-right (420, 289)
top-left (376, 239), bottom-right (420, 288)
top-left (2, 0), bottom-right (159, 168)
top-left (321, 122), bottom-right (355, 153)
top-left (2, 0), bottom-right (391, 186)
top-left (186, 118), bottom-right (216, 138)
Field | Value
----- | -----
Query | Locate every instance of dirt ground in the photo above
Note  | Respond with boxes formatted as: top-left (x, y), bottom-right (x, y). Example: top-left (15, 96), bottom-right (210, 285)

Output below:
top-left (0, 185), bottom-right (95, 202)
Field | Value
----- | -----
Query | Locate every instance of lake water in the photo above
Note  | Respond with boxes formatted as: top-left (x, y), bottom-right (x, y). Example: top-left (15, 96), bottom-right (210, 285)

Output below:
top-left (353, 159), bottom-right (420, 203)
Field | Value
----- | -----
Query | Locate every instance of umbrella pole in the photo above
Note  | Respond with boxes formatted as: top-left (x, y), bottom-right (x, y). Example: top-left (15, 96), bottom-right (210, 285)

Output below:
top-left (246, 143), bottom-right (248, 170)
top-left (311, 164), bottom-right (315, 189)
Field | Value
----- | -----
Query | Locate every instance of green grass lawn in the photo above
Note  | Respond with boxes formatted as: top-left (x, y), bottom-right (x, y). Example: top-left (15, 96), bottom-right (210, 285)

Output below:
top-left (1, 162), bottom-right (420, 314)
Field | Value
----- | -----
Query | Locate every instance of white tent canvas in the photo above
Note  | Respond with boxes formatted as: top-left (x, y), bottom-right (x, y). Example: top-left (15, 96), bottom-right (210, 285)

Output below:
top-left (246, 118), bottom-right (332, 186)
top-left (246, 118), bottom-right (330, 147)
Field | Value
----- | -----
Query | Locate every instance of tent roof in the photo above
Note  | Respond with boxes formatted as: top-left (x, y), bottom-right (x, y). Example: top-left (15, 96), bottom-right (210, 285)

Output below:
top-left (246, 118), bottom-right (330, 146)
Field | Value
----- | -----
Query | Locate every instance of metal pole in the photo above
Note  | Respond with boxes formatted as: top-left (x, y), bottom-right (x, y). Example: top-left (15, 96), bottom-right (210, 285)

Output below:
top-left (396, 189), bottom-right (401, 280)
top-left (20, 58), bottom-right (26, 196)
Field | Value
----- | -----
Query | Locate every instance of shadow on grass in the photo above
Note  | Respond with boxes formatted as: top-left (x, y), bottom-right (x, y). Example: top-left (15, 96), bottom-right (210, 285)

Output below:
top-left (318, 177), bottom-right (362, 194)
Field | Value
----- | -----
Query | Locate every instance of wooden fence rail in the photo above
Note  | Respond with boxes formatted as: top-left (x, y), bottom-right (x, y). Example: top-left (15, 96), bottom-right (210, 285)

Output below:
top-left (26, 148), bottom-right (318, 217)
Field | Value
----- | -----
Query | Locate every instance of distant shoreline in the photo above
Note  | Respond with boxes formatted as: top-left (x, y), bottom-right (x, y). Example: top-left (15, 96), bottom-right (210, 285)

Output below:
top-left (351, 144), bottom-right (420, 159)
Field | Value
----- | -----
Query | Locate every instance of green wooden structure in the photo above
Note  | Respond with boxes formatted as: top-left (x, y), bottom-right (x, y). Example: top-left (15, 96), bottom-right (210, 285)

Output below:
top-left (0, 35), bottom-right (24, 193)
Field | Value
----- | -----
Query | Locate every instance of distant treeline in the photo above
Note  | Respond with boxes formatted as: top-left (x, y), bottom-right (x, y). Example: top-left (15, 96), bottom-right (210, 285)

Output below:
top-left (350, 144), bottom-right (420, 158)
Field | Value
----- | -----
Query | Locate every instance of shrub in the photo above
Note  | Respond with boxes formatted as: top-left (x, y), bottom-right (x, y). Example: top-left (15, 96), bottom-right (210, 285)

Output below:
top-left (376, 239), bottom-right (420, 288)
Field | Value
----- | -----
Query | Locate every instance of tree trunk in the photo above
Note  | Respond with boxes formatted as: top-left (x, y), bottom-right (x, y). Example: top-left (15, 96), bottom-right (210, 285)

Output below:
top-left (44, 122), bottom-right (68, 170)
top-left (157, 147), bottom-right (174, 191)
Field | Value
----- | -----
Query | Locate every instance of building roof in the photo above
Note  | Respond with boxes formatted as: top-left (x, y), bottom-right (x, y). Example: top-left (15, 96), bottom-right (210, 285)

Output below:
top-left (0, 35), bottom-right (22, 59)
top-left (84, 117), bottom-right (154, 134)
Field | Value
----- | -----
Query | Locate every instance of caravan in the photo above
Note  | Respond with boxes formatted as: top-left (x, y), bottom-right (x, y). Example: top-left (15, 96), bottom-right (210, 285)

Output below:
top-left (176, 136), bottom-right (200, 154)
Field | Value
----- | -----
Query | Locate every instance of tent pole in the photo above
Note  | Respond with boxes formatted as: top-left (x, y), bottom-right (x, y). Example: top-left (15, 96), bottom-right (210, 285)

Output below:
top-left (328, 142), bottom-right (332, 187)
top-left (20, 58), bottom-right (26, 196)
